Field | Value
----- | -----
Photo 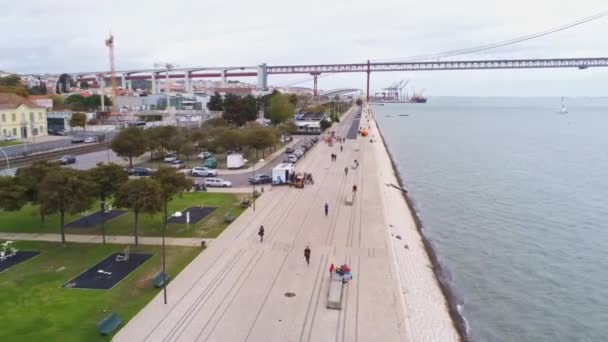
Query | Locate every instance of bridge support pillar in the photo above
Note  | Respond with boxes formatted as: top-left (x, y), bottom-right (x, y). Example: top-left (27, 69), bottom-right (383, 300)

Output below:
top-left (184, 71), bottom-right (192, 93)
top-left (256, 64), bottom-right (268, 90)
top-left (366, 60), bottom-right (371, 102)
top-left (311, 72), bottom-right (320, 98)
top-left (151, 72), bottom-right (157, 94)
top-left (221, 70), bottom-right (227, 87)
top-left (121, 74), bottom-right (126, 89)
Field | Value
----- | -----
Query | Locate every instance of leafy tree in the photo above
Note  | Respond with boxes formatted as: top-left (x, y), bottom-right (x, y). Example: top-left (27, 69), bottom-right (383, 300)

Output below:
top-left (356, 98), bottom-right (363, 106)
top-left (277, 121), bottom-right (298, 136)
top-left (0, 75), bottom-right (22, 87)
top-left (0, 176), bottom-right (27, 211)
top-left (28, 85), bottom-right (46, 95)
top-left (151, 167), bottom-right (193, 228)
top-left (15, 161), bottom-right (61, 223)
top-left (207, 92), bottom-right (223, 111)
top-left (145, 127), bottom-right (163, 160)
top-left (51, 95), bottom-right (64, 110)
top-left (58, 74), bottom-right (73, 93)
top-left (39, 169), bottom-right (96, 245)
top-left (222, 94), bottom-right (244, 125)
top-left (242, 95), bottom-right (259, 122)
top-left (218, 129), bottom-right (244, 152)
top-left (288, 93), bottom-right (298, 106)
top-left (179, 141), bottom-right (196, 167)
top-left (65, 94), bottom-right (87, 111)
top-left (114, 178), bottom-right (162, 245)
top-left (201, 117), bottom-right (229, 128)
top-left (268, 93), bottom-right (295, 125)
top-left (111, 127), bottom-right (148, 167)
top-left (55, 83), bottom-right (61, 95)
top-left (85, 94), bottom-right (111, 110)
top-left (89, 163), bottom-right (129, 244)
top-left (80, 80), bottom-right (90, 89)
top-left (0, 76), bottom-right (29, 96)
top-left (245, 126), bottom-right (277, 158)
top-left (166, 131), bottom-right (188, 159)
top-left (320, 119), bottom-right (332, 131)
top-left (70, 112), bottom-right (87, 129)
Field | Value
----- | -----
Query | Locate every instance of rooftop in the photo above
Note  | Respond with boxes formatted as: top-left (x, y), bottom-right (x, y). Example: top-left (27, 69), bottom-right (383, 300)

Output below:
top-left (0, 93), bottom-right (45, 110)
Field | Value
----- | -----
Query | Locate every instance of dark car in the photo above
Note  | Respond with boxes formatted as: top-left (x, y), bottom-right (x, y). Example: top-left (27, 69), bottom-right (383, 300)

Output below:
top-left (128, 167), bottom-right (153, 176)
top-left (285, 147), bottom-right (295, 154)
top-left (249, 174), bottom-right (272, 184)
top-left (71, 137), bottom-right (84, 144)
top-left (58, 155), bottom-right (76, 165)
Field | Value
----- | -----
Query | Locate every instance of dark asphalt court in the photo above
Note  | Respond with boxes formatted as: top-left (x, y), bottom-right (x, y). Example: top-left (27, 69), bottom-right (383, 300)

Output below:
top-left (0, 251), bottom-right (40, 273)
top-left (168, 207), bottom-right (216, 224)
top-left (63, 252), bottom-right (152, 290)
top-left (65, 210), bottom-right (127, 229)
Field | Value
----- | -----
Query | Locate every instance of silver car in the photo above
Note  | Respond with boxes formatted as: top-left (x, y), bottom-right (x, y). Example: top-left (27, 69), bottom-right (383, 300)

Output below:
top-left (204, 177), bottom-right (232, 188)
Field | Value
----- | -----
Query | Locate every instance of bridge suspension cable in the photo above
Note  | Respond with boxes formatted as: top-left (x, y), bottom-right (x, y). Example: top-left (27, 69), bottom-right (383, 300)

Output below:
top-left (373, 9), bottom-right (608, 63)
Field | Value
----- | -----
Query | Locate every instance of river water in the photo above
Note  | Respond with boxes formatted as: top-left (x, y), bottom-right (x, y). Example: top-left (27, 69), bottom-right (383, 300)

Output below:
top-left (373, 97), bottom-right (608, 342)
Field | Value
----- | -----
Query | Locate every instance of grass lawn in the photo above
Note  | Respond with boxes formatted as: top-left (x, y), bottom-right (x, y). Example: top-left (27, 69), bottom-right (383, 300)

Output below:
top-left (0, 140), bottom-right (22, 147)
top-left (0, 240), bottom-right (200, 341)
top-left (0, 192), bottom-right (247, 238)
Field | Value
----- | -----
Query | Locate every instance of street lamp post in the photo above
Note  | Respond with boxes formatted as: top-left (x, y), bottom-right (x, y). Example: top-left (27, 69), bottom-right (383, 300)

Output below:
top-left (252, 158), bottom-right (264, 211)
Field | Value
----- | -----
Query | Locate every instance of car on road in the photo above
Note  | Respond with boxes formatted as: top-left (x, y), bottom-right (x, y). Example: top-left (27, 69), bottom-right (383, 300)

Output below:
top-left (170, 160), bottom-right (187, 169)
top-left (127, 167), bottom-right (153, 176)
top-left (204, 177), bottom-right (232, 188)
top-left (71, 137), bottom-right (84, 144)
top-left (286, 154), bottom-right (298, 163)
top-left (58, 155), bottom-right (76, 165)
top-left (3, 136), bottom-right (18, 142)
top-left (293, 149), bottom-right (304, 157)
top-left (163, 155), bottom-right (177, 163)
top-left (285, 147), bottom-right (294, 154)
top-left (191, 166), bottom-right (217, 177)
top-left (249, 174), bottom-right (272, 184)
top-left (197, 151), bottom-right (213, 160)
top-left (84, 137), bottom-right (96, 143)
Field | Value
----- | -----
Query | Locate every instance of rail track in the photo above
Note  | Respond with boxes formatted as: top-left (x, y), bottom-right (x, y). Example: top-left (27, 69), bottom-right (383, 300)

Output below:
top-left (0, 142), bottom-right (111, 170)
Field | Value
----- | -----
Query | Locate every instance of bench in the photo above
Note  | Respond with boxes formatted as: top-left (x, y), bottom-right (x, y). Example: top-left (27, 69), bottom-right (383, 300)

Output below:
top-left (97, 312), bottom-right (122, 336)
top-left (153, 271), bottom-right (170, 288)
top-left (326, 273), bottom-right (344, 309)
top-left (224, 213), bottom-right (235, 223)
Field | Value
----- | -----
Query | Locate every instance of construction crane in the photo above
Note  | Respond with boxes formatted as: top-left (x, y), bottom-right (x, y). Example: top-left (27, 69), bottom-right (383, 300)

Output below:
top-left (105, 33), bottom-right (117, 114)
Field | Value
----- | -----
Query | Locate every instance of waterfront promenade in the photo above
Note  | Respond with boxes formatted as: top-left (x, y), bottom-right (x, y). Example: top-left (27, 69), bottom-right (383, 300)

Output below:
top-left (114, 106), bottom-right (458, 341)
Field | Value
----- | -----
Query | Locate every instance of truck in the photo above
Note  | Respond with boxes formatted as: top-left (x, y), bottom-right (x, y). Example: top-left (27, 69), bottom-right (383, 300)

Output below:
top-left (226, 153), bottom-right (245, 169)
top-left (272, 163), bottom-right (295, 184)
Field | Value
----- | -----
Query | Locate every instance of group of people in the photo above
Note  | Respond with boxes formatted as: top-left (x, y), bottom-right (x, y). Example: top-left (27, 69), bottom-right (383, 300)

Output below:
top-left (329, 263), bottom-right (353, 284)
top-left (330, 153), bottom-right (338, 162)
top-left (303, 172), bottom-right (314, 184)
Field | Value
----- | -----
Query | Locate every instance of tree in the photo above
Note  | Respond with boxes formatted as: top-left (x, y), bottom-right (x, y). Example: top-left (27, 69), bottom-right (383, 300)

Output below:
top-left (39, 169), bottom-right (95, 245)
top-left (245, 126), bottom-right (277, 158)
top-left (0, 75), bottom-right (29, 97)
top-left (268, 93), bottom-right (295, 125)
top-left (111, 127), bottom-right (148, 167)
top-left (85, 94), bottom-right (111, 111)
top-left (356, 98), bottom-right (363, 106)
top-left (222, 94), bottom-right (244, 125)
top-left (51, 94), bottom-right (64, 110)
top-left (58, 74), bottom-right (73, 93)
top-left (207, 92), bottom-right (223, 111)
top-left (320, 119), bottom-right (332, 131)
top-left (65, 94), bottom-right (86, 111)
top-left (70, 112), bottom-right (87, 130)
top-left (151, 168), bottom-right (193, 226)
top-left (0, 176), bottom-right (27, 211)
top-left (218, 129), bottom-right (244, 152)
top-left (55, 83), bottom-right (61, 95)
top-left (16, 161), bottom-right (61, 223)
top-left (89, 163), bottom-right (129, 244)
top-left (114, 178), bottom-right (162, 246)
top-left (80, 80), bottom-right (90, 89)
top-left (28, 85), bottom-right (47, 95)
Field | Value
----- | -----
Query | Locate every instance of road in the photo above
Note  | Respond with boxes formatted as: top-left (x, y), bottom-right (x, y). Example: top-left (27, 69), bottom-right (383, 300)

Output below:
top-left (114, 106), bottom-right (434, 342)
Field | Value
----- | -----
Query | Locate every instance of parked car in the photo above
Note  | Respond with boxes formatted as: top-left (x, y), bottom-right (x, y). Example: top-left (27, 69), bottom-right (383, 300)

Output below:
top-left (71, 137), bottom-right (84, 144)
top-left (280, 135), bottom-right (293, 143)
top-left (84, 137), bottom-right (96, 143)
top-left (170, 160), bottom-right (186, 169)
top-left (58, 155), bottom-right (76, 165)
top-left (3, 136), bottom-right (18, 142)
top-left (286, 154), bottom-right (298, 163)
top-left (191, 166), bottom-right (217, 177)
top-left (197, 152), bottom-right (213, 160)
top-left (163, 155), bottom-right (177, 163)
top-left (293, 149), bottom-right (304, 157)
top-left (285, 147), bottom-right (295, 154)
top-left (204, 177), bottom-right (232, 188)
top-left (249, 174), bottom-right (272, 184)
top-left (129, 167), bottom-right (153, 176)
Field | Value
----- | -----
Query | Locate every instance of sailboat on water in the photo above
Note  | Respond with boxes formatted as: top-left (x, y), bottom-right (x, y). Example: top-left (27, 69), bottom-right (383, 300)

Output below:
top-left (558, 97), bottom-right (568, 114)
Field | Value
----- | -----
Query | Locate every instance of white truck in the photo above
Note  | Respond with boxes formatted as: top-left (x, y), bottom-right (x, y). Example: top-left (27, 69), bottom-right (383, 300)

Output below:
top-left (226, 153), bottom-right (245, 169)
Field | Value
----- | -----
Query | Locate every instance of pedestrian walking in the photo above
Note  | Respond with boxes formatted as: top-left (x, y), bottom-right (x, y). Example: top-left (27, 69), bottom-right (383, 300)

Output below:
top-left (324, 202), bottom-right (329, 216)
top-left (340, 145), bottom-right (343, 152)
top-left (344, 167), bottom-right (348, 176)
top-left (329, 263), bottom-right (334, 276)
top-left (352, 185), bottom-right (358, 193)
top-left (258, 225), bottom-right (265, 243)
top-left (304, 246), bottom-right (311, 265)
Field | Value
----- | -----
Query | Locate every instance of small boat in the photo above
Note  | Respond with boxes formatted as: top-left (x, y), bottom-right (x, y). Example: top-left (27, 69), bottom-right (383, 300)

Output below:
top-left (398, 114), bottom-right (409, 117)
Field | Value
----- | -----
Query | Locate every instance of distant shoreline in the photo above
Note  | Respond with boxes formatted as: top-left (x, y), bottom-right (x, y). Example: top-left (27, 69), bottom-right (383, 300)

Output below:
top-left (368, 105), bottom-right (470, 342)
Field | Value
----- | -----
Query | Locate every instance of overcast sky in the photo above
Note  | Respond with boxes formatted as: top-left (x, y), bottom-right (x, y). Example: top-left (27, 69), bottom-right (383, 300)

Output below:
top-left (1, 0), bottom-right (607, 96)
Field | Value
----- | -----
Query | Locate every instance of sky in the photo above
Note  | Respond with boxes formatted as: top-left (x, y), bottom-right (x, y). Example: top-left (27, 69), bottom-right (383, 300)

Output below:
top-left (1, 0), bottom-right (608, 96)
